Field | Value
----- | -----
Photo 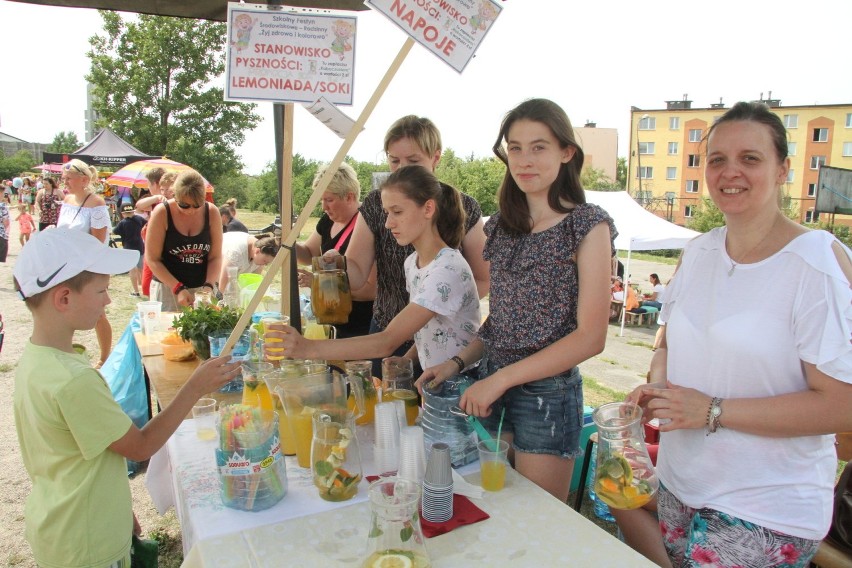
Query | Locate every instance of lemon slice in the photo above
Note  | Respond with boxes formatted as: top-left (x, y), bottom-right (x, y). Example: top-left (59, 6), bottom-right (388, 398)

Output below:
top-left (371, 553), bottom-right (413, 568)
top-left (392, 390), bottom-right (418, 401)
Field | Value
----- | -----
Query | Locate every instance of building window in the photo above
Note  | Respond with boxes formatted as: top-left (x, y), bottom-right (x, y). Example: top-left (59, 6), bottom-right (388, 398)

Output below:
top-left (688, 129), bottom-right (702, 142)
top-left (638, 142), bottom-right (655, 155)
top-left (666, 167), bottom-right (677, 180)
top-left (639, 116), bottom-right (656, 130)
top-left (805, 210), bottom-right (820, 223)
top-left (810, 156), bottom-right (826, 169)
top-left (668, 142), bottom-right (678, 155)
top-left (688, 154), bottom-right (700, 167)
top-left (808, 183), bottom-right (816, 197)
top-left (784, 114), bottom-right (798, 128)
top-left (847, 113), bottom-right (852, 128)
top-left (813, 128), bottom-right (828, 142)
top-left (788, 142), bottom-right (797, 157)
top-left (684, 205), bottom-right (695, 218)
top-left (685, 180), bottom-right (699, 193)
top-left (843, 142), bottom-right (852, 156)
top-left (637, 166), bottom-right (653, 179)
top-left (787, 169), bottom-right (795, 183)
top-left (669, 117), bottom-right (680, 130)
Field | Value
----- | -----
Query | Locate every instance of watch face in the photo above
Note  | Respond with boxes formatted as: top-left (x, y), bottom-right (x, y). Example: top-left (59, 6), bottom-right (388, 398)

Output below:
top-left (712, 406), bottom-right (721, 417)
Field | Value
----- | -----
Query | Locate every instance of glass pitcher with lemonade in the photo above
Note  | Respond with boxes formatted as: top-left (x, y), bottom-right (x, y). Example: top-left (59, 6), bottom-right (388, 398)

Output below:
top-left (592, 402), bottom-right (659, 510)
top-left (310, 256), bottom-right (352, 325)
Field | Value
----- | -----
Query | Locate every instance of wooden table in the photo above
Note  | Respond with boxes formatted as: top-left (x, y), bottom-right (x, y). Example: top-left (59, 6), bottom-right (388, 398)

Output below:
top-left (135, 330), bottom-right (242, 414)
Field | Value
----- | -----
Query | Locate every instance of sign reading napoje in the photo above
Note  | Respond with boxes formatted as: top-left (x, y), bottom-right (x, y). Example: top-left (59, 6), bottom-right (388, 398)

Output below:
top-left (224, 4), bottom-right (357, 105)
top-left (366, 0), bottom-right (502, 73)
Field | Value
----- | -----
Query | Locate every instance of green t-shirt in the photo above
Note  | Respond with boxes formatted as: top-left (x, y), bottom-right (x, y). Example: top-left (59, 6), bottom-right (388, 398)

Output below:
top-left (14, 342), bottom-right (134, 568)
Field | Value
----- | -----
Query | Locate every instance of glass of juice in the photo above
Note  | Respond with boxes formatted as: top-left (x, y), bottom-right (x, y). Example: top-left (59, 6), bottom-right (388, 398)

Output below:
top-left (261, 315), bottom-right (290, 361)
top-left (381, 357), bottom-right (418, 426)
top-left (240, 362), bottom-right (274, 411)
top-left (191, 398), bottom-right (217, 441)
top-left (478, 439), bottom-right (509, 491)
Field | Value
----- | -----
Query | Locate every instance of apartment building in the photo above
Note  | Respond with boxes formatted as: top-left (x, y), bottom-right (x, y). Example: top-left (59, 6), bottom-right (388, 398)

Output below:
top-left (627, 96), bottom-right (852, 226)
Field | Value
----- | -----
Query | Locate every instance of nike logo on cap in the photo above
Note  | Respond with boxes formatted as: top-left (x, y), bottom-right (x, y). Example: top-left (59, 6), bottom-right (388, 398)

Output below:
top-left (36, 263), bottom-right (67, 288)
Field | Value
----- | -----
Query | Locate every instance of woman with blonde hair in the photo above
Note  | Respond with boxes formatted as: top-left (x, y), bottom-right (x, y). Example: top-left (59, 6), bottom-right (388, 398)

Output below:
top-left (295, 162), bottom-right (375, 338)
top-left (56, 158), bottom-right (114, 366)
top-left (146, 169), bottom-right (223, 311)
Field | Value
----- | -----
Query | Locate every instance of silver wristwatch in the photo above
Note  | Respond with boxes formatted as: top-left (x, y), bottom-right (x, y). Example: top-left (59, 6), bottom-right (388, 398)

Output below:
top-left (707, 397), bottom-right (724, 434)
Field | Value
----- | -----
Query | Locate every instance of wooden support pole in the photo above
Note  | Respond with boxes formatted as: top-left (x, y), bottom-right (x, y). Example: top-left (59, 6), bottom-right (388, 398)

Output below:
top-left (219, 37), bottom-right (414, 357)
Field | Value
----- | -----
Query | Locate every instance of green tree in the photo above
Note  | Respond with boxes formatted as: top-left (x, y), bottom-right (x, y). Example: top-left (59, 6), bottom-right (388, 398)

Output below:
top-left (686, 197), bottom-right (725, 232)
top-left (581, 166), bottom-right (621, 191)
top-left (0, 150), bottom-right (37, 180)
top-left (616, 157), bottom-right (627, 189)
top-left (248, 154), bottom-right (319, 214)
top-left (47, 131), bottom-right (82, 154)
top-left (87, 12), bottom-right (261, 181)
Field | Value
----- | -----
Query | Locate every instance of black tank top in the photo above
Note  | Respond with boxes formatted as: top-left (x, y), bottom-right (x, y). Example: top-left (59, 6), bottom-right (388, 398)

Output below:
top-left (156, 202), bottom-right (212, 288)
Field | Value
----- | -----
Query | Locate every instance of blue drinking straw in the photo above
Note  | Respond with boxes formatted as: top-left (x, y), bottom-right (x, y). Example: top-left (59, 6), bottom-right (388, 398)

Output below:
top-left (495, 406), bottom-right (506, 452)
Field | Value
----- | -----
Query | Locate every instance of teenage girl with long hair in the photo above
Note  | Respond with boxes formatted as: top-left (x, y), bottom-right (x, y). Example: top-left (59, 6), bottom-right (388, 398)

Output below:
top-left (418, 99), bottom-right (616, 501)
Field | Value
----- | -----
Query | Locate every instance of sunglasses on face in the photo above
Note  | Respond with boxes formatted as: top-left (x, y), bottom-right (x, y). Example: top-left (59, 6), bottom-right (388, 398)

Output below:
top-left (177, 201), bottom-right (202, 209)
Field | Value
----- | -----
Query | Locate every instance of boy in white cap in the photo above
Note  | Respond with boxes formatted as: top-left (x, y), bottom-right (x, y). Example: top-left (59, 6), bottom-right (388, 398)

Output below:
top-left (13, 227), bottom-right (242, 568)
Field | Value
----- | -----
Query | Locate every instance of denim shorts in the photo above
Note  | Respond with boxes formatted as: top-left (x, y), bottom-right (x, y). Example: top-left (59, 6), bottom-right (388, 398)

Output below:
top-left (476, 354), bottom-right (584, 458)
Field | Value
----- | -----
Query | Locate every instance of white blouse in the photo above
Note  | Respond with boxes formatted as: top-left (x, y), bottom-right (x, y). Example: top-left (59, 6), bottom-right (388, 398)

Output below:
top-left (57, 203), bottom-right (112, 241)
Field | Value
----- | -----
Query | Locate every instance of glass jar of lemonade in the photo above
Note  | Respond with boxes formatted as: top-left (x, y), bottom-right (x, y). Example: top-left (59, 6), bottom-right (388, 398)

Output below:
top-left (311, 256), bottom-right (352, 325)
top-left (592, 402), bottom-right (659, 510)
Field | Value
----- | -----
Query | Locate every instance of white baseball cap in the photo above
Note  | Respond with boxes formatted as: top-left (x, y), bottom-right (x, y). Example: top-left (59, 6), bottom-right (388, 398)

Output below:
top-left (14, 227), bottom-right (140, 300)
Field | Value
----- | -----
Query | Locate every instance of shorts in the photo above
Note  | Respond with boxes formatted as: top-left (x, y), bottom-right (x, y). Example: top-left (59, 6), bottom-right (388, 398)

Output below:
top-left (476, 354), bottom-right (584, 458)
top-left (657, 484), bottom-right (820, 567)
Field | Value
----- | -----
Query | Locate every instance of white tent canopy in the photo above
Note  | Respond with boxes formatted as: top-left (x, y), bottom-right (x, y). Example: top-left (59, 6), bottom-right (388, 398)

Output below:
top-left (584, 190), bottom-right (700, 335)
top-left (585, 190), bottom-right (700, 251)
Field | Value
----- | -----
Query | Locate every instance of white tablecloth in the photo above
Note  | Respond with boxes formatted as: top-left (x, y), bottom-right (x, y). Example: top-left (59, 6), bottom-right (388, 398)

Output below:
top-left (146, 419), bottom-right (477, 555)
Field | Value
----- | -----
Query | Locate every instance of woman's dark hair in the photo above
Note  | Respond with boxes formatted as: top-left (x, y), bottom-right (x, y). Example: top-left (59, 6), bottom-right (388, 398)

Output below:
top-left (381, 165), bottom-right (465, 249)
top-left (218, 205), bottom-right (232, 220)
top-left (254, 232), bottom-right (279, 256)
top-left (492, 98), bottom-right (585, 235)
top-left (43, 177), bottom-right (58, 190)
top-left (705, 101), bottom-right (788, 163)
top-left (650, 273), bottom-right (660, 285)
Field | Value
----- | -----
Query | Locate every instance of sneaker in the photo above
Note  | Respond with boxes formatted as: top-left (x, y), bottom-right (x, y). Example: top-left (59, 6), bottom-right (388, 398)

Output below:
top-left (130, 292), bottom-right (141, 297)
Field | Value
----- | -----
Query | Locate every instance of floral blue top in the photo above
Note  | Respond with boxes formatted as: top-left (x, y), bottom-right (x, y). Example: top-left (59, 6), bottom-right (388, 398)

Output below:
top-left (478, 205), bottom-right (616, 367)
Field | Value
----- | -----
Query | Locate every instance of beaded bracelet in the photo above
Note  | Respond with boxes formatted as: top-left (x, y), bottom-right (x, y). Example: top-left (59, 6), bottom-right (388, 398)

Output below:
top-left (451, 355), bottom-right (465, 374)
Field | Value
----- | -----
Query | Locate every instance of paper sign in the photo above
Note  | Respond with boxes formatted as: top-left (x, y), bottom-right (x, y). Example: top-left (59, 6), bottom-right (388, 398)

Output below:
top-left (365, 0), bottom-right (502, 73)
top-left (225, 4), bottom-right (357, 105)
top-left (303, 96), bottom-right (362, 139)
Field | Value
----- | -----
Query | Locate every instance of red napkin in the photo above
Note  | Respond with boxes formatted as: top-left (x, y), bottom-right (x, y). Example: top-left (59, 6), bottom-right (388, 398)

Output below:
top-left (365, 476), bottom-right (490, 538)
top-left (420, 493), bottom-right (490, 538)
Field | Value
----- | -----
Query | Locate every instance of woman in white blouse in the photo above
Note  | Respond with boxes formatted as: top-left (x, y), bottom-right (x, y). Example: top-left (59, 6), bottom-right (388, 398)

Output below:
top-left (57, 159), bottom-right (114, 366)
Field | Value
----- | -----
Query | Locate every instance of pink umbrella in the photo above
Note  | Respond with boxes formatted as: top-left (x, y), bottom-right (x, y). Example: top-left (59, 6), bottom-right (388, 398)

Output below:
top-left (105, 158), bottom-right (214, 193)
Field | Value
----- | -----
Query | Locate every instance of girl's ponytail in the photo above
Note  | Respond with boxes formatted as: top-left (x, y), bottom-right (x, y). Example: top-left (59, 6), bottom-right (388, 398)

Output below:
top-left (382, 165), bottom-right (466, 249)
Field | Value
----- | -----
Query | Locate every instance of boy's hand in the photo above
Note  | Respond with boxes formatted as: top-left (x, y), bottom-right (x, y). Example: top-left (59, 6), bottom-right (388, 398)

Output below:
top-left (187, 356), bottom-right (243, 397)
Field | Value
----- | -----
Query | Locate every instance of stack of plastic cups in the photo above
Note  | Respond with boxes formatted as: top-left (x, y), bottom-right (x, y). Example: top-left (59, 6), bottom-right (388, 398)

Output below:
top-left (422, 442), bottom-right (453, 523)
top-left (373, 401), bottom-right (400, 476)
top-left (391, 399), bottom-right (408, 431)
top-left (397, 426), bottom-right (427, 484)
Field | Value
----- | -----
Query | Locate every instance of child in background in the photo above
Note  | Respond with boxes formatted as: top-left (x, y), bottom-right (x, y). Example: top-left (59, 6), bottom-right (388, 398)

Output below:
top-left (16, 203), bottom-right (35, 245)
top-left (12, 227), bottom-right (241, 567)
top-left (113, 203), bottom-right (147, 297)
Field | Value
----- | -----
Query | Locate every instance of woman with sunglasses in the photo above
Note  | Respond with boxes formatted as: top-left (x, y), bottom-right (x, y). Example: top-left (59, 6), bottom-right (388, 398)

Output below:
top-left (145, 169), bottom-right (223, 311)
top-left (57, 159), bottom-right (114, 367)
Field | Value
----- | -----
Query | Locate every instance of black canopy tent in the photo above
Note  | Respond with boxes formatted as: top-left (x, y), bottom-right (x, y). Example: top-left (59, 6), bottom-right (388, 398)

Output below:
top-left (43, 128), bottom-right (160, 168)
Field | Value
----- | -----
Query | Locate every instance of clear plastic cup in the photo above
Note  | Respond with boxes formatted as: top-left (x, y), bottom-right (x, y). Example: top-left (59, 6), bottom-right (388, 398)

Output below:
top-left (478, 439), bottom-right (509, 491)
top-left (398, 426), bottom-right (427, 484)
top-left (192, 398), bottom-right (217, 441)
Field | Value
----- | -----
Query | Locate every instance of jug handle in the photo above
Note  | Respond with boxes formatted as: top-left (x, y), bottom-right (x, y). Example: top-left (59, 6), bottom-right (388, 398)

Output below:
top-left (346, 370), bottom-right (366, 419)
